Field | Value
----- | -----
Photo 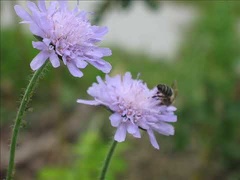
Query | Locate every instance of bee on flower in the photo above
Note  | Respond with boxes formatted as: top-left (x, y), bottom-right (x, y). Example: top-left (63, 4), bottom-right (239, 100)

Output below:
top-left (77, 72), bottom-right (177, 149)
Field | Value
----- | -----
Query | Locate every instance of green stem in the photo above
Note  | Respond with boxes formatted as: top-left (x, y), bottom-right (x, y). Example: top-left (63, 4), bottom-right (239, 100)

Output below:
top-left (99, 140), bottom-right (118, 180)
top-left (6, 62), bottom-right (49, 180)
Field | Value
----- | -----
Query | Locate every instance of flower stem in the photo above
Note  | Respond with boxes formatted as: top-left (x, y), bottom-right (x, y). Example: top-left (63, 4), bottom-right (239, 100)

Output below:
top-left (99, 140), bottom-right (118, 180)
top-left (6, 62), bottom-right (49, 180)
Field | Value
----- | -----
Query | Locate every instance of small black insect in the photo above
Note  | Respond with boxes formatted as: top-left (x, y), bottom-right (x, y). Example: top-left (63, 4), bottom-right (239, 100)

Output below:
top-left (153, 81), bottom-right (178, 106)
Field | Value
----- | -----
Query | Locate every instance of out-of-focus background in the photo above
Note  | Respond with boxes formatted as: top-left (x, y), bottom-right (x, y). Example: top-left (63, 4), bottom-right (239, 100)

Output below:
top-left (1, 1), bottom-right (240, 180)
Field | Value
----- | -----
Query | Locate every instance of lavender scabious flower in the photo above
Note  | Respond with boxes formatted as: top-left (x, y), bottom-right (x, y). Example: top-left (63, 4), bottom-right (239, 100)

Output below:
top-left (14, 1), bottom-right (112, 77)
top-left (77, 72), bottom-right (177, 149)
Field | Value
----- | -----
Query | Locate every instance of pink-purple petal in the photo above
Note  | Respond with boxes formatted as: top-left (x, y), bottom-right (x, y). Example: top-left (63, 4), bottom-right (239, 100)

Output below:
top-left (167, 106), bottom-right (177, 111)
top-left (109, 113), bottom-right (122, 127)
top-left (127, 123), bottom-right (138, 134)
top-left (132, 129), bottom-right (141, 138)
top-left (75, 59), bottom-right (88, 68)
top-left (88, 59), bottom-right (112, 73)
top-left (147, 129), bottom-right (159, 149)
top-left (151, 122), bottom-right (175, 136)
top-left (14, 5), bottom-right (32, 22)
top-left (96, 76), bottom-right (105, 85)
top-left (114, 124), bottom-right (127, 142)
top-left (100, 48), bottom-right (112, 56)
top-left (48, 1), bottom-right (58, 15)
top-left (58, 1), bottom-right (68, 10)
top-left (27, 1), bottom-right (39, 13)
top-left (105, 74), bottom-right (121, 87)
top-left (30, 51), bottom-right (49, 70)
top-left (66, 62), bottom-right (83, 77)
top-left (49, 53), bottom-right (60, 68)
top-left (32, 41), bottom-right (47, 50)
top-left (38, 0), bottom-right (47, 12)
top-left (76, 99), bottom-right (101, 106)
top-left (92, 26), bottom-right (108, 39)
top-left (30, 23), bottom-right (45, 37)
top-left (158, 114), bottom-right (177, 122)
top-left (42, 38), bottom-right (51, 45)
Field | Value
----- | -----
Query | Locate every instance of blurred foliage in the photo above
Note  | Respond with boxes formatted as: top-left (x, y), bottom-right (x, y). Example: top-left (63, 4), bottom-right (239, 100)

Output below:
top-left (38, 120), bottom-right (127, 180)
top-left (174, 2), bottom-right (240, 179)
top-left (92, 0), bottom-right (160, 24)
top-left (1, 0), bottom-right (240, 180)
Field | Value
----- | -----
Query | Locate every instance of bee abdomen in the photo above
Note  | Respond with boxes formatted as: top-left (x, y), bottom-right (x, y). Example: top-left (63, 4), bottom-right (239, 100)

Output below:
top-left (157, 84), bottom-right (173, 96)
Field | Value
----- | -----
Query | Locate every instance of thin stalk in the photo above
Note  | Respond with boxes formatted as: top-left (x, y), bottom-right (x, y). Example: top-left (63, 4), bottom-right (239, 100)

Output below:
top-left (6, 61), bottom-right (49, 180)
top-left (99, 140), bottom-right (118, 180)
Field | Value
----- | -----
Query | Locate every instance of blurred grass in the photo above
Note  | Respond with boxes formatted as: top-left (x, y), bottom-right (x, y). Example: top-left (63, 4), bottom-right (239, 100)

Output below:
top-left (38, 118), bottom-right (128, 180)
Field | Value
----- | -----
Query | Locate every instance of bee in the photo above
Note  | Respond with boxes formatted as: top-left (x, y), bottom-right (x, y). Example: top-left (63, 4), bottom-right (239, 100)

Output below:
top-left (153, 81), bottom-right (178, 106)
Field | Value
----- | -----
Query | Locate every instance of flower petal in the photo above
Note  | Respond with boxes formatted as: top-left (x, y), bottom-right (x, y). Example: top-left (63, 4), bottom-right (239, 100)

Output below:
top-left (109, 113), bottom-right (122, 127)
top-left (30, 23), bottom-right (45, 37)
top-left (48, 1), bottom-right (58, 15)
top-left (150, 122), bottom-right (175, 136)
top-left (85, 47), bottom-right (112, 58)
top-left (114, 124), bottom-right (127, 142)
top-left (88, 59), bottom-right (112, 73)
top-left (127, 123), bottom-right (141, 138)
top-left (75, 59), bottom-right (88, 68)
top-left (66, 62), bottom-right (83, 77)
top-left (91, 26), bottom-right (108, 40)
top-left (96, 76), bottom-right (105, 85)
top-left (32, 41), bottom-right (47, 50)
top-left (167, 106), bottom-right (177, 111)
top-left (27, 1), bottom-right (39, 13)
top-left (49, 52), bottom-right (60, 68)
top-left (100, 48), bottom-right (112, 56)
top-left (38, 0), bottom-right (47, 12)
top-left (155, 114), bottom-right (177, 122)
top-left (76, 99), bottom-right (101, 105)
top-left (127, 123), bottom-right (138, 134)
top-left (132, 128), bottom-right (141, 138)
top-left (123, 72), bottom-right (132, 82)
top-left (105, 74), bottom-right (121, 87)
top-left (30, 51), bottom-right (49, 70)
top-left (58, 1), bottom-right (68, 10)
top-left (147, 129), bottom-right (159, 149)
top-left (14, 5), bottom-right (32, 22)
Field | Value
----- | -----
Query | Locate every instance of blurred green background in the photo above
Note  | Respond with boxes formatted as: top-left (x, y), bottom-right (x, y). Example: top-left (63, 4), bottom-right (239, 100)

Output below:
top-left (1, 1), bottom-right (240, 180)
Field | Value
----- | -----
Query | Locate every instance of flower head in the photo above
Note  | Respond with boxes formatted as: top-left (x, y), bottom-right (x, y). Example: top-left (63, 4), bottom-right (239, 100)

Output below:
top-left (14, 0), bottom-right (112, 77)
top-left (77, 72), bottom-right (177, 149)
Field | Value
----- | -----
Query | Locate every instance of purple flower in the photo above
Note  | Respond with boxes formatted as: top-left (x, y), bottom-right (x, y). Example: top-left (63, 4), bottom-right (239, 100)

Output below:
top-left (77, 72), bottom-right (177, 149)
top-left (14, 1), bottom-right (112, 77)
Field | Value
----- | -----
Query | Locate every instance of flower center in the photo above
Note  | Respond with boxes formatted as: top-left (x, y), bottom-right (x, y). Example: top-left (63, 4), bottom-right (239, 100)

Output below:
top-left (118, 101), bottom-right (142, 124)
top-left (50, 10), bottom-right (92, 46)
